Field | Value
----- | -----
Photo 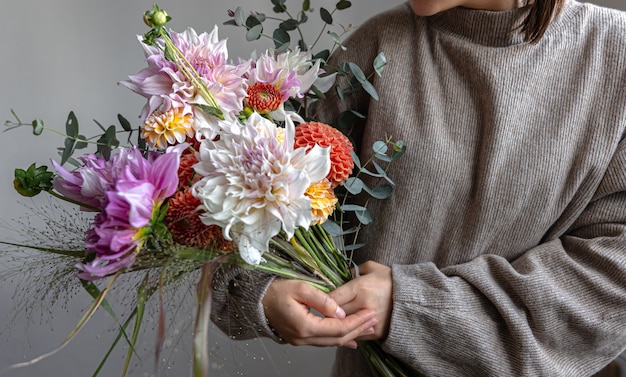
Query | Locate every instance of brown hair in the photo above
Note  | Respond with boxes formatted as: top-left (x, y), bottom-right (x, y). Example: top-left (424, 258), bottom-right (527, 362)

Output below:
top-left (521, 0), bottom-right (565, 43)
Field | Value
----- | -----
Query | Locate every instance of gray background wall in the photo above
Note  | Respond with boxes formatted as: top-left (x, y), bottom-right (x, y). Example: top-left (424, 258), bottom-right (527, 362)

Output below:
top-left (0, 1), bottom-right (623, 376)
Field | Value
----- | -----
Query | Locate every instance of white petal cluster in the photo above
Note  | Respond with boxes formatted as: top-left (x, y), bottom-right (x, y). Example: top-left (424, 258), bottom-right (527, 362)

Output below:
top-left (192, 114), bottom-right (330, 264)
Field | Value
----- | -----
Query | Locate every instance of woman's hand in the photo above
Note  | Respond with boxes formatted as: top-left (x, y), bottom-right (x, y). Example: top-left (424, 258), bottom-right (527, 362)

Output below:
top-left (329, 261), bottom-right (393, 341)
top-left (262, 278), bottom-right (378, 349)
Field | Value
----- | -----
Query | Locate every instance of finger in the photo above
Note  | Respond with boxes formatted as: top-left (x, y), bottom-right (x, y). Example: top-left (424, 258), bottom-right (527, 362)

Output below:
top-left (328, 281), bottom-right (358, 307)
top-left (291, 314), bottom-right (378, 347)
top-left (297, 309), bottom-right (377, 340)
top-left (296, 284), bottom-right (346, 319)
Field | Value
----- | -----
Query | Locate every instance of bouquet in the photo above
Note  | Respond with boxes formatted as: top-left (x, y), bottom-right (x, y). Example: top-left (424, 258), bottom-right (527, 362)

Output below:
top-left (3, 2), bottom-right (415, 376)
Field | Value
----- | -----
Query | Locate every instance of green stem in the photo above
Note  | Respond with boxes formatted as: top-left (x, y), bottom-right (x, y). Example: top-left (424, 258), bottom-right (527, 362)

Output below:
top-left (47, 189), bottom-right (100, 211)
top-left (158, 29), bottom-right (220, 111)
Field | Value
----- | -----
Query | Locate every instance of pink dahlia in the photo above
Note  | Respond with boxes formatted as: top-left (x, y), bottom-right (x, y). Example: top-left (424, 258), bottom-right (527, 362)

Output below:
top-left (72, 145), bottom-right (185, 280)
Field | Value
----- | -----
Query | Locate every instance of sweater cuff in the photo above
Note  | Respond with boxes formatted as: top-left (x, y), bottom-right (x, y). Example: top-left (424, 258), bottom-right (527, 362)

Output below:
top-left (211, 266), bottom-right (285, 343)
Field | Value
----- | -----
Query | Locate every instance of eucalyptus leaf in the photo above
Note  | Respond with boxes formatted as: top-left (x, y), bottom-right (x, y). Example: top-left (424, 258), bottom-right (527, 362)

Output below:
top-left (364, 184), bottom-right (393, 200)
top-left (348, 62), bottom-right (366, 82)
top-left (336, 0), bottom-right (352, 10)
top-left (350, 150), bottom-right (362, 169)
top-left (343, 243), bottom-right (365, 251)
top-left (65, 111), bottom-right (78, 138)
top-left (343, 177), bottom-right (364, 195)
top-left (61, 137), bottom-right (75, 165)
top-left (273, 28), bottom-right (290, 48)
top-left (246, 15), bottom-right (262, 29)
top-left (117, 114), bottom-right (132, 132)
top-left (335, 85), bottom-right (345, 101)
top-left (75, 135), bottom-right (88, 150)
top-left (373, 52), bottom-right (387, 76)
top-left (361, 80), bottom-right (379, 101)
top-left (280, 19), bottom-right (299, 31)
top-left (355, 209), bottom-right (372, 225)
top-left (373, 160), bottom-right (395, 185)
top-left (234, 6), bottom-right (245, 26)
top-left (321, 220), bottom-right (342, 237)
top-left (320, 7), bottom-right (333, 24)
top-left (302, 0), bottom-right (310, 11)
top-left (372, 140), bottom-right (388, 154)
top-left (375, 153), bottom-right (392, 163)
top-left (342, 204), bottom-right (368, 212)
top-left (299, 11), bottom-right (309, 24)
top-left (246, 24), bottom-right (263, 41)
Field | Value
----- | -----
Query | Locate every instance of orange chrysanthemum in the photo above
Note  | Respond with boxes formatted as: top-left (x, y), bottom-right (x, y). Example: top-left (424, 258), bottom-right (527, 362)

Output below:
top-left (177, 152), bottom-right (199, 190)
top-left (246, 82), bottom-right (283, 113)
top-left (165, 189), bottom-right (235, 251)
top-left (294, 121), bottom-right (354, 187)
top-left (142, 108), bottom-right (195, 149)
top-left (305, 179), bottom-right (338, 224)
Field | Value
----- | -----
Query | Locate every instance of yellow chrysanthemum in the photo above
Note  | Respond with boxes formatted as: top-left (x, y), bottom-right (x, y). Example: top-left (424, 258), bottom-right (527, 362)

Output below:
top-left (305, 179), bottom-right (338, 224)
top-left (142, 108), bottom-right (194, 149)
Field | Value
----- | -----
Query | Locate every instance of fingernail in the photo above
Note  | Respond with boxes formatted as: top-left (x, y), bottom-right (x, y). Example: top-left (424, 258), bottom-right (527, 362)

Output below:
top-left (344, 340), bottom-right (357, 349)
top-left (336, 306), bottom-right (346, 319)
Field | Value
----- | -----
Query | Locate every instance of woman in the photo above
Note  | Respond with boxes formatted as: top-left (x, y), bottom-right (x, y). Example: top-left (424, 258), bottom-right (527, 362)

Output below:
top-left (212, 0), bottom-right (626, 375)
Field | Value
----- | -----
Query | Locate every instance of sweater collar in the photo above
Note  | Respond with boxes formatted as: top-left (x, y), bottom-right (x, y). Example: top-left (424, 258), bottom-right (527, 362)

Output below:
top-left (425, 0), bottom-right (575, 47)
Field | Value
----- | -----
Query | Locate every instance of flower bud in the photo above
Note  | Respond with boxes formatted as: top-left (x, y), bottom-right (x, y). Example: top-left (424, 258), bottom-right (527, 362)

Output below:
top-left (143, 7), bottom-right (169, 28)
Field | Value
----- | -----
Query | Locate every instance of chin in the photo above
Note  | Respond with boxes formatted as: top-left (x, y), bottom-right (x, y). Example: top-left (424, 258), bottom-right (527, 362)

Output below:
top-left (409, 0), bottom-right (455, 16)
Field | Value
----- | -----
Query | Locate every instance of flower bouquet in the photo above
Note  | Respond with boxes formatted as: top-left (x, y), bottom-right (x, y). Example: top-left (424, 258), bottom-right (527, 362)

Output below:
top-left (3, 1), bottom-right (416, 376)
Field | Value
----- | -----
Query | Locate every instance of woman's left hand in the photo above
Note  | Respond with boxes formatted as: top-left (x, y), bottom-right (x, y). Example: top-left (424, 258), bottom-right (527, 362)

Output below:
top-left (329, 261), bottom-right (393, 341)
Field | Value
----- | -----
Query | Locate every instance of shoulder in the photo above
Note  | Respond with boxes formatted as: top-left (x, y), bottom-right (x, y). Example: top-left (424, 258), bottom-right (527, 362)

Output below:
top-left (343, 2), bottom-right (417, 50)
top-left (557, 1), bottom-right (626, 49)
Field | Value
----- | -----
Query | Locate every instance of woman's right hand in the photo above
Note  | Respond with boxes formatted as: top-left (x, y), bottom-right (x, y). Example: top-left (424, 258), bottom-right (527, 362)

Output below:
top-left (262, 278), bottom-right (378, 349)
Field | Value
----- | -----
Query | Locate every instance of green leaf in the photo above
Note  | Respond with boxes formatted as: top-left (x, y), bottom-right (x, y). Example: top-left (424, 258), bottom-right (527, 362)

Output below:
top-left (299, 10), bottom-right (309, 24)
top-left (302, 0), bottom-right (311, 11)
top-left (320, 7), bottom-right (333, 24)
top-left (335, 85), bottom-right (345, 101)
top-left (373, 52), bottom-right (387, 76)
top-left (196, 104), bottom-right (225, 120)
top-left (246, 24), bottom-right (263, 41)
top-left (313, 49), bottom-right (330, 63)
top-left (363, 184), bottom-right (393, 199)
top-left (164, 43), bottom-right (176, 62)
top-left (348, 62), bottom-right (366, 82)
top-left (75, 135), bottom-right (88, 149)
top-left (298, 38), bottom-right (308, 51)
top-left (391, 140), bottom-right (406, 161)
top-left (361, 80), bottom-right (379, 101)
top-left (61, 137), bottom-right (76, 165)
top-left (273, 27), bottom-right (290, 48)
top-left (280, 19), bottom-right (299, 31)
top-left (350, 150), bottom-right (362, 169)
top-left (271, 0), bottom-right (287, 12)
top-left (336, 0), bottom-right (352, 10)
top-left (342, 204), bottom-right (368, 212)
top-left (117, 114), bottom-right (132, 132)
top-left (372, 140), bottom-right (388, 155)
top-left (245, 15), bottom-right (262, 29)
top-left (355, 208), bottom-right (372, 225)
top-left (65, 111), bottom-right (78, 138)
top-left (343, 177), bottom-right (364, 195)
top-left (373, 160), bottom-right (395, 185)
top-left (321, 220), bottom-right (342, 237)
top-left (104, 125), bottom-right (119, 148)
top-left (234, 6), bottom-right (245, 26)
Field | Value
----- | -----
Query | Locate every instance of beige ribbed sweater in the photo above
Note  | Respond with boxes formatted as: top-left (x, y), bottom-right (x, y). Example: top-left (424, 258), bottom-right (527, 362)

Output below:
top-left (211, 1), bottom-right (626, 376)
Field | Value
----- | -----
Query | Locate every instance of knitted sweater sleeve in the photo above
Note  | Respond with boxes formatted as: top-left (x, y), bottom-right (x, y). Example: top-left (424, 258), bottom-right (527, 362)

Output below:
top-left (384, 138), bottom-right (626, 376)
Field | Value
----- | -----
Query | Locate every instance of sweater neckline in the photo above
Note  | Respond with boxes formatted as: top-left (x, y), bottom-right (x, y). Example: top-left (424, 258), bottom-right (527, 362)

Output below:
top-left (425, 0), bottom-right (577, 47)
